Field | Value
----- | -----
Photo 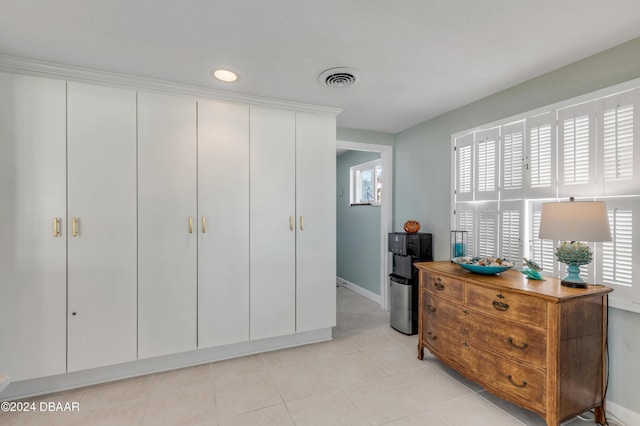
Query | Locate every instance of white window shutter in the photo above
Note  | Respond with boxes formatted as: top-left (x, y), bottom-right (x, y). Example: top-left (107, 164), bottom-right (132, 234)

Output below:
top-left (530, 201), bottom-right (559, 277)
top-left (477, 202), bottom-right (499, 257)
top-left (455, 134), bottom-right (474, 202)
top-left (558, 102), bottom-right (596, 197)
top-left (499, 201), bottom-right (523, 266)
top-left (475, 127), bottom-right (499, 201)
top-left (501, 121), bottom-right (525, 200)
top-left (525, 112), bottom-right (556, 199)
top-left (455, 203), bottom-right (476, 257)
top-left (597, 89), bottom-right (640, 196)
top-left (596, 197), bottom-right (638, 304)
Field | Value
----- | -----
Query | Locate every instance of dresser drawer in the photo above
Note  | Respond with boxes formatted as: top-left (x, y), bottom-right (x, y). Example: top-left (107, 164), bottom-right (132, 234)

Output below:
top-left (422, 292), bottom-right (468, 337)
top-left (424, 292), bottom-right (547, 368)
top-left (471, 343), bottom-right (546, 414)
top-left (467, 285), bottom-right (547, 329)
top-left (422, 271), bottom-right (464, 302)
top-left (423, 323), bottom-right (545, 414)
top-left (422, 322), bottom-right (468, 366)
top-left (464, 310), bottom-right (547, 369)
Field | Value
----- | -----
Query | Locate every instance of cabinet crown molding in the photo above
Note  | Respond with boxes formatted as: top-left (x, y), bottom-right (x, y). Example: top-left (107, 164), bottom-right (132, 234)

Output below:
top-left (0, 54), bottom-right (343, 116)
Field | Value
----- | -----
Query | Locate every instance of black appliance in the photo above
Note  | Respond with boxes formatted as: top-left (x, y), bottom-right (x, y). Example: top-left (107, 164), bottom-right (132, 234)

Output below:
top-left (388, 232), bottom-right (432, 335)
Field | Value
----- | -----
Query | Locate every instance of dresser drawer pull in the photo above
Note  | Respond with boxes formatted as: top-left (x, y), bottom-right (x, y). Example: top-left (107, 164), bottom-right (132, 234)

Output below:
top-left (507, 375), bottom-right (527, 388)
top-left (508, 337), bottom-right (529, 350)
top-left (427, 332), bottom-right (437, 341)
top-left (426, 304), bottom-right (436, 313)
top-left (492, 301), bottom-right (509, 311)
top-left (434, 281), bottom-right (445, 291)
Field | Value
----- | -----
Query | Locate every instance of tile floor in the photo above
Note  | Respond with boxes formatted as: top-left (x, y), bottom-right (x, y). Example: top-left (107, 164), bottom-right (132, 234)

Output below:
top-left (1, 285), bottom-right (599, 426)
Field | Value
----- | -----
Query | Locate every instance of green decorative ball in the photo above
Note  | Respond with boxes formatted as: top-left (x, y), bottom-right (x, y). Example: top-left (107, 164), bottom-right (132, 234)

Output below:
top-left (555, 241), bottom-right (592, 266)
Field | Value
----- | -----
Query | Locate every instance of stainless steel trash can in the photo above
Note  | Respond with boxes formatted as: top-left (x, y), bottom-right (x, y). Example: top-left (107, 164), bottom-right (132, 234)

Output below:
top-left (389, 274), bottom-right (417, 334)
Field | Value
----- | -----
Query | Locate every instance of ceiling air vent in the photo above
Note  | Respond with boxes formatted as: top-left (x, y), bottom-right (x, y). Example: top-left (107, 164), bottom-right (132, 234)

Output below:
top-left (318, 67), bottom-right (361, 88)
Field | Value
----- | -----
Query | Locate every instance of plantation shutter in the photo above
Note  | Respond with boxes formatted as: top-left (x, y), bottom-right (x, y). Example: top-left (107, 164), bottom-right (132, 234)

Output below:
top-left (499, 201), bottom-right (523, 266)
top-left (526, 112), bottom-right (556, 198)
top-left (475, 128), bottom-right (499, 201)
top-left (455, 134), bottom-right (474, 201)
top-left (598, 89), bottom-right (640, 196)
top-left (530, 201), bottom-right (558, 277)
top-left (557, 102), bottom-right (596, 197)
top-left (455, 204), bottom-right (476, 257)
top-left (597, 197), bottom-right (638, 303)
top-left (501, 121), bottom-right (525, 200)
top-left (477, 202), bottom-right (499, 257)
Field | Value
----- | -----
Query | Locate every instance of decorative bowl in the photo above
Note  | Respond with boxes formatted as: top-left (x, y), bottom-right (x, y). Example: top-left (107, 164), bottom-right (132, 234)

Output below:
top-left (403, 220), bottom-right (420, 233)
top-left (453, 257), bottom-right (514, 275)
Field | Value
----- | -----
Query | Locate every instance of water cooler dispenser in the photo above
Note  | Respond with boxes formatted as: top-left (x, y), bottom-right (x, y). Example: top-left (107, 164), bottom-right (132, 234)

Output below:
top-left (388, 232), bottom-right (432, 335)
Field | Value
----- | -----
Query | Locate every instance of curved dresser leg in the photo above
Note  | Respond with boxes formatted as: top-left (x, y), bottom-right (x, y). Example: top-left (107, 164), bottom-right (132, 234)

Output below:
top-left (594, 405), bottom-right (606, 425)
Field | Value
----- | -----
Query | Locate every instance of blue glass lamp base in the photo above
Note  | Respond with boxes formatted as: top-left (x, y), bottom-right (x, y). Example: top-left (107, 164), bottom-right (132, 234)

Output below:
top-left (561, 264), bottom-right (588, 288)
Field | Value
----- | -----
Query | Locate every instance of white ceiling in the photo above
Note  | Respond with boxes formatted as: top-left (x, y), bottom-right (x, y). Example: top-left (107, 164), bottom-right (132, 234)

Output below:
top-left (2, 0), bottom-right (640, 134)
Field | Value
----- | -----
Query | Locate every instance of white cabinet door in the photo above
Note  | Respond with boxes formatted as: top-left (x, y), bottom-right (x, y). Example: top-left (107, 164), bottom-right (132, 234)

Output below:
top-left (0, 73), bottom-right (67, 381)
top-left (137, 92), bottom-right (197, 358)
top-left (198, 100), bottom-right (250, 348)
top-left (249, 106), bottom-right (296, 340)
top-left (67, 82), bottom-right (137, 372)
top-left (295, 112), bottom-right (337, 332)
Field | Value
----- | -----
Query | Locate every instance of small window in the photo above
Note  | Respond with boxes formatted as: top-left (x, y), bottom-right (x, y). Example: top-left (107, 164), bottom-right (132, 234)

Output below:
top-left (350, 159), bottom-right (382, 205)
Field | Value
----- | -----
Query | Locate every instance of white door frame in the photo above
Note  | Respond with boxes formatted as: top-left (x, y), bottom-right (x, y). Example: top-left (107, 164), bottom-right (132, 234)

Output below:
top-left (336, 140), bottom-right (393, 311)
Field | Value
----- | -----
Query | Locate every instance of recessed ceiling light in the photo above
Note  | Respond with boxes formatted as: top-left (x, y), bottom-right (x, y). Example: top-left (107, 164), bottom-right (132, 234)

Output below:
top-left (212, 69), bottom-right (238, 82)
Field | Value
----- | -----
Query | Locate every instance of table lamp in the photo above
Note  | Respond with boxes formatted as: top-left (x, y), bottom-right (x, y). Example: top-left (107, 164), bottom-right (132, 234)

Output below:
top-left (538, 198), bottom-right (611, 288)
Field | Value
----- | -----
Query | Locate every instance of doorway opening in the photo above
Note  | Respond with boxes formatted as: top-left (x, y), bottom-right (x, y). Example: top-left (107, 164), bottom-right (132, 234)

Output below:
top-left (336, 140), bottom-right (393, 311)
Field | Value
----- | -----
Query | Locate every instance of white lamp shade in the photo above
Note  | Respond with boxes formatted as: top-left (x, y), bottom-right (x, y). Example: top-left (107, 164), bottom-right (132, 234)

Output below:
top-left (538, 201), bottom-right (611, 242)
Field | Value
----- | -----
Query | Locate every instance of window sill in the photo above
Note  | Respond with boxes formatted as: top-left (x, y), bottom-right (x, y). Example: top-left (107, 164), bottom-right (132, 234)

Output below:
top-left (350, 203), bottom-right (381, 207)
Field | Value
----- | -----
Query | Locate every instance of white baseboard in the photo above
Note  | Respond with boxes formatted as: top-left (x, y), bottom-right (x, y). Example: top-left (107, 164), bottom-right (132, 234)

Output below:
top-left (607, 399), bottom-right (639, 426)
top-left (337, 276), bottom-right (381, 305)
top-left (0, 328), bottom-right (331, 401)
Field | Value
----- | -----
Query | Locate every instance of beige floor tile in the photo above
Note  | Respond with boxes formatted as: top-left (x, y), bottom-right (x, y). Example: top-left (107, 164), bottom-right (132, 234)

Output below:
top-left (0, 409), bottom-right (83, 426)
top-left (362, 343), bottom-right (425, 375)
top-left (209, 354), bottom-right (267, 382)
top-left (79, 375), bottom-right (152, 410)
top-left (381, 327), bottom-right (422, 352)
top-left (301, 338), bottom-right (359, 363)
top-left (430, 392), bottom-right (523, 426)
top-left (383, 409), bottom-right (449, 426)
top-left (68, 399), bottom-right (146, 426)
top-left (260, 345), bottom-right (316, 373)
top-left (29, 388), bottom-right (86, 405)
top-left (393, 367), bottom-right (474, 407)
top-left (0, 391), bottom-right (86, 426)
top-left (345, 327), bottom-right (398, 351)
top-left (217, 403), bottom-right (294, 426)
top-left (143, 384), bottom-right (217, 426)
top-left (318, 352), bottom-right (386, 387)
top-left (286, 389), bottom-right (368, 426)
top-left (269, 365), bottom-right (339, 401)
top-left (343, 376), bottom-right (429, 425)
top-left (149, 364), bottom-right (212, 397)
top-left (214, 373), bottom-right (282, 418)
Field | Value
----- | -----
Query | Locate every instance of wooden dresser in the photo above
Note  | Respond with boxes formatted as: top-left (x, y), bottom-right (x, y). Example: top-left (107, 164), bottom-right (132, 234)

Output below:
top-left (416, 261), bottom-right (612, 426)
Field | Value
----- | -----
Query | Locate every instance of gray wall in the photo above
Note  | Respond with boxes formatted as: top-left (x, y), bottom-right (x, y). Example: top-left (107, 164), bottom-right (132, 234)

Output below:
top-left (336, 150), bottom-right (382, 295)
top-left (393, 36), bottom-right (640, 418)
top-left (337, 127), bottom-right (394, 146)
